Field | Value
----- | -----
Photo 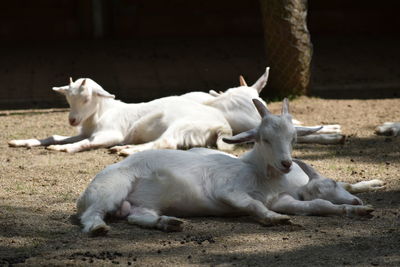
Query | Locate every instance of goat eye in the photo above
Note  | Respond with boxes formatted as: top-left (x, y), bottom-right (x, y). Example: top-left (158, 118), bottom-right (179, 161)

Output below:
top-left (263, 139), bottom-right (270, 144)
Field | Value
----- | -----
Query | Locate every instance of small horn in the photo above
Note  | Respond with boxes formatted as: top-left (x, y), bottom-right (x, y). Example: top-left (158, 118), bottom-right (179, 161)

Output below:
top-left (209, 90), bottom-right (220, 96)
top-left (69, 77), bottom-right (73, 84)
top-left (252, 99), bottom-right (270, 118)
top-left (239, 75), bottom-right (247, 86)
top-left (80, 79), bottom-right (86, 87)
top-left (281, 98), bottom-right (290, 115)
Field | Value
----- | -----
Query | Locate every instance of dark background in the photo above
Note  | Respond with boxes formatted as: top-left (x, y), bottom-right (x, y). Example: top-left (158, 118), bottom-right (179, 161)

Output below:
top-left (0, 0), bottom-right (399, 108)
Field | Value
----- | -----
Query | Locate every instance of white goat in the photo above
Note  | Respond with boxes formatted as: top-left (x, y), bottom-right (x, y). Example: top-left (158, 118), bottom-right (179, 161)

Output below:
top-left (8, 78), bottom-right (233, 153)
top-left (183, 67), bottom-right (345, 144)
top-left (114, 68), bottom-right (344, 156)
top-left (109, 69), bottom-right (274, 155)
top-left (76, 99), bottom-right (381, 236)
top-left (375, 122), bottom-right (400, 136)
top-left (111, 69), bottom-right (272, 155)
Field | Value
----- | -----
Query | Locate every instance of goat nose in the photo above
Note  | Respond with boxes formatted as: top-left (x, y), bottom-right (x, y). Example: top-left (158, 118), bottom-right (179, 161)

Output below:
top-left (281, 160), bottom-right (292, 169)
top-left (69, 118), bottom-right (76, 125)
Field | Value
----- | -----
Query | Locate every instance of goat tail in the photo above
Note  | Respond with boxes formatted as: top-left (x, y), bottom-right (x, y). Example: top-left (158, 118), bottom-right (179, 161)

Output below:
top-left (75, 167), bottom-right (134, 219)
top-left (76, 191), bottom-right (88, 217)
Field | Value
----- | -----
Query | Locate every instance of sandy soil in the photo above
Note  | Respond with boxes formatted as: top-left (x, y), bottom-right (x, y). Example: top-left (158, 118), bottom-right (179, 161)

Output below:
top-left (0, 97), bottom-right (399, 266)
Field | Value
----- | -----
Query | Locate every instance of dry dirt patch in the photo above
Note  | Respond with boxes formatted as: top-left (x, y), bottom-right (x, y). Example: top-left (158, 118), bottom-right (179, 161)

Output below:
top-left (0, 97), bottom-right (399, 266)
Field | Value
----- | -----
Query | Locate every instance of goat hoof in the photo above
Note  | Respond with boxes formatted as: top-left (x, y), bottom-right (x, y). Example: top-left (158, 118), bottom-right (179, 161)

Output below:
top-left (47, 145), bottom-right (76, 153)
top-left (375, 127), bottom-right (393, 136)
top-left (109, 145), bottom-right (127, 153)
top-left (362, 205), bottom-right (374, 214)
top-left (163, 224), bottom-right (184, 232)
top-left (357, 205), bottom-right (375, 219)
top-left (167, 218), bottom-right (184, 226)
top-left (164, 219), bottom-right (184, 232)
top-left (89, 224), bottom-right (110, 236)
top-left (8, 140), bottom-right (18, 147)
top-left (47, 145), bottom-right (62, 151)
top-left (119, 149), bottom-right (136, 156)
top-left (368, 179), bottom-right (385, 190)
top-left (345, 205), bottom-right (374, 218)
top-left (108, 148), bottom-right (118, 154)
top-left (259, 214), bottom-right (291, 226)
top-left (274, 215), bottom-right (291, 225)
top-left (159, 217), bottom-right (184, 232)
top-left (8, 139), bottom-right (35, 147)
top-left (375, 123), bottom-right (400, 136)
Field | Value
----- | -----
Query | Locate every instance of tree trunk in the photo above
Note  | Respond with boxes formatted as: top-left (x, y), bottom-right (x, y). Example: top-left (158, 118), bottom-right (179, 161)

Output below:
top-left (259, 0), bottom-right (312, 97)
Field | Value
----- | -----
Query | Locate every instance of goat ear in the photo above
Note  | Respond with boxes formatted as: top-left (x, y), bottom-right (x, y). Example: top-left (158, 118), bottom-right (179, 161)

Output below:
top-left (293, 159), bottom-right (322, 180)
top-left (252, 98), bottom-right (270, 118)
top-left (96, 90), bottom-right (115, 98)
top-left (281, 98), bottom-right (290, 115)
top-left (223, 129), bottom-right (257, 144)
top-left (52, 86), bottom-right (69, 95)
top-left (69, 77), bottom-right (73, 85)
top-left (251, 67), bottom-right (270, 93)
top-left (295, 126), bottom-right (323, 136)
top-left (93, 87), bottom-right (115, 98)
top-left (80, 79), bottom-right (86, 87)
top-left (209, 90), bottom-right (221, 96)
top-left (239, 75), bottom-right (247, 86)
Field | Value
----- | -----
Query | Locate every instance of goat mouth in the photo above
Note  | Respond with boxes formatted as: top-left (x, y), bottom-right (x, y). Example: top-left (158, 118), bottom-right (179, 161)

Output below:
top-left (69, 120), bottom-right (80, 126)
top-left (276, 166), bottom-right (291, 174)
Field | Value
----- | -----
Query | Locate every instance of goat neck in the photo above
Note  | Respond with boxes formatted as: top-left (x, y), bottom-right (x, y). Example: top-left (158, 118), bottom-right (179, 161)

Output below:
top-left (241, 143), bottom-right (285, 180)
top-left (80, 97), bottom-right (122, 133)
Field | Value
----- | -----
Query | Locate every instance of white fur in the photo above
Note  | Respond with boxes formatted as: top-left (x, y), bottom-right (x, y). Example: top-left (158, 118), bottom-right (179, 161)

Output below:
top-left (181, 68), bottom-right (269, 135)
top-left (114, 69), bottom-right (271, 155)
top-left (8, 78), bottom-right (233, 153)
top-left (375, 122), bottom-right (400, 136)
top-left (76, 99), bottom-right (378, 235)
top-left (181, 67), bottom-right (345, 144)
top-left (8, 68), bottom-right (345, 153)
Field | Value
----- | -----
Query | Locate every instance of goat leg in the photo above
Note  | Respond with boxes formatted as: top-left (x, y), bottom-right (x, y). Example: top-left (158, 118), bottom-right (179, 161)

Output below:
top-left (47, 131), bottom-right (123, 153)
top-left (219, 191), bottom-right (290, 225)
top-left (9, 134), bottom-right (85, 147)
top-left (339, 179), bottom-right (385, 194)
top-left (270, 193), bottom-right (374, 217)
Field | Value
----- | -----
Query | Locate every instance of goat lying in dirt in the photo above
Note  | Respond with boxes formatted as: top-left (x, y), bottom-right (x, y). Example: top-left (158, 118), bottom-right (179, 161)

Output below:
top-left (375, 122), bottom-right (400, 136)
top-left (184, 67), bottom-right (344, 143)
top-left (9, 69), bottom-right (271, 154)
top-left (113, 68), bottom-right (344, 156)
top-left (9, 68), bottom-right (343, 154)
top-left (110, 67), bottom-right (274, 155)
top-left (8, 78), bottom-right (233, 153)
top-left (76, 99), bottom-right (383, 236)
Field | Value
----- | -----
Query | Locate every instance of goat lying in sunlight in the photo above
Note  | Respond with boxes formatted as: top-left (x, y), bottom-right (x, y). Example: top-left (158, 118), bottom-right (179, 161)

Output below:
top-left (113, 67), bottom-right (344, 156)
top-left (8, 78), bottom-right (233, 153)
top-left (76, 98), bottom-right (382, 236)
top-left (184, 67), bottom-right (345, 144)
top-left (10, 67), bottom-right (344, 154)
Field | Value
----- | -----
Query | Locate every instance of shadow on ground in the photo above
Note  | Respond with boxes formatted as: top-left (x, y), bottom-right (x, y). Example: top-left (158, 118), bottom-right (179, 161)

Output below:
top-left (295, 135), bottom-right (400, 164)
top-left (1, 187), bottom-right (399, 265)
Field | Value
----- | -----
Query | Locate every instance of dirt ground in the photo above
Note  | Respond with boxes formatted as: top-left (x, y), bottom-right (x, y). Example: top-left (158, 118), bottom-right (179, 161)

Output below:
top-left (0, 97), bottom-right (399, 266)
